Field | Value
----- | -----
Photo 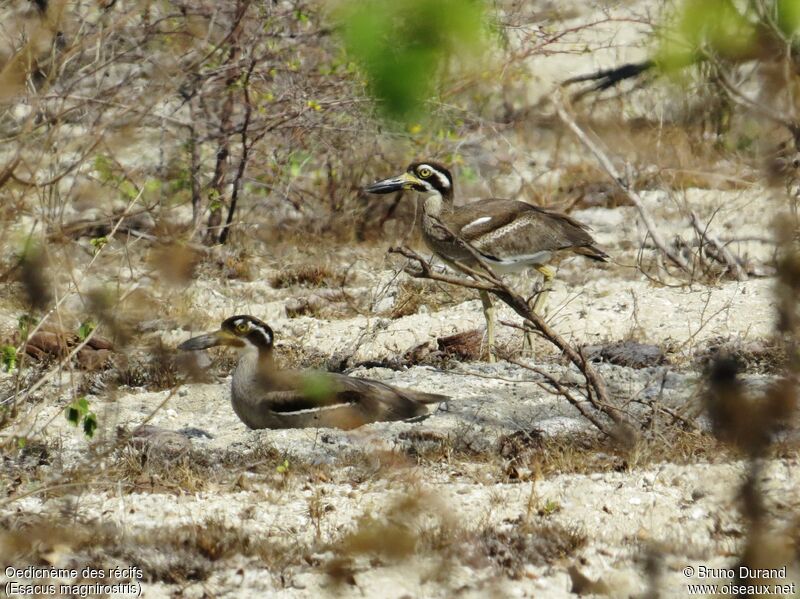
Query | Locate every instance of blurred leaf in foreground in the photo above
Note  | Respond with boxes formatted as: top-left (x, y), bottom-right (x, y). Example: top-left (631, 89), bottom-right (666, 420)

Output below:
top-left (653, 0), bottom-right (800, 74)
top-left (777, 0), bottom-right (800, 37)
top-left (1, 345), bottom-right (16, 372)
top-left (336, 0), bottom-right (487, 121)
top-left (77, 321), bottom-right (96, 341)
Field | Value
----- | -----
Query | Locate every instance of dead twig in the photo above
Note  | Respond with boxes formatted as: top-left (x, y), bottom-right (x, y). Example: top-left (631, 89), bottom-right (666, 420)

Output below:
top-left (689, 211), bottom-right (748, 281)
top-left (219, 57), bottom-right (257, 245)
top-left (509, 359), bottom-right (611, 433)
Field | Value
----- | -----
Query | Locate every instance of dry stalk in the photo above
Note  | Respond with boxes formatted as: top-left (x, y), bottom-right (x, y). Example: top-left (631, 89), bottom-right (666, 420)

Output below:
top-left (219, 58), bottom-right (257, 244)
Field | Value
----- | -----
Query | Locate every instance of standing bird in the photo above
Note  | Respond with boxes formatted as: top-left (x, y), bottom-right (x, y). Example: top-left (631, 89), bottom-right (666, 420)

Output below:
top-left (178, 315), bottom-right (447, 429)
top-left (365, 161), bottom-right (608, 360)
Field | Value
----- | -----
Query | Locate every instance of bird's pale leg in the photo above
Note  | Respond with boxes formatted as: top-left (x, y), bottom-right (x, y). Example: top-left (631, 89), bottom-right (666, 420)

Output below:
top-left (479, 289), bottom-right (496, 363)
top-left (532, 265), bottom-right (555, 315)
top-left (523, 265), bottom-right (556, 352)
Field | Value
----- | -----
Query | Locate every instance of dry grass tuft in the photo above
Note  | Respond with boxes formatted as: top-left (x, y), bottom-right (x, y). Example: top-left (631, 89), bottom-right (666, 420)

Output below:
top-left (284, 289), bottom-right (358, 319)
top-left (695, 338), bottom-right (788, 374)
top-left (270, 264), bottom-right (340, 289)
top-left (108, 439), bottom-right (286, 494)
top-left (115, 341), bottom-right (181, 390)
top-left (388, 279), bottom-right (474, 319)
top-left (476, 519), bottom-right (588, 577)
top-left (402, 329), bottom-right (490, 366)
top-left (324, 489), bottom-right (451, 584)
top-left (324, 488), bottom-right (587, 585)
top-left (193, 247), bottom-right (256, 281)
top-left (0, 515), bottom-right (304, 586)
top-left (149, 244), bottom-right (201, 285)
top-left (492, 429), bottom-right (744, 480)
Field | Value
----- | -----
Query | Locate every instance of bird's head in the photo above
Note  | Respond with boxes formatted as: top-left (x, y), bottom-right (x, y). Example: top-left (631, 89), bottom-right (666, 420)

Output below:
top-left (178, 315), bottom-right (274, 354)
top-left (365, 161), bottom-right (453, 199)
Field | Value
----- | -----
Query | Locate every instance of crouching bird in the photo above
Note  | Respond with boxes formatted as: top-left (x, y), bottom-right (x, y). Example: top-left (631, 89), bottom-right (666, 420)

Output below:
top-left (178, 315), bottom-right (447, 429)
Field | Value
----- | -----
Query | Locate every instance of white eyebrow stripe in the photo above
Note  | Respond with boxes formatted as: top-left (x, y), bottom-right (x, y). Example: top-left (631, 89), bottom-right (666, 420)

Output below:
top-left (253, 327), bottom-right (272, 346)
top-left (463, 216), bottom-right (492, 232)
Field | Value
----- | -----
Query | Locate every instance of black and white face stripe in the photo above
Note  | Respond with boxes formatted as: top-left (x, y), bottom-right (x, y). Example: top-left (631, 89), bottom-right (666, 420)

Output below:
top-left (247, 325), bottom-right (273, 349)
top-left (416, 163), bottom-right (451, 190)
top-left (222, 315), bottom-right (274, 349)
top-left (408, 161), bottom-right (453, 197)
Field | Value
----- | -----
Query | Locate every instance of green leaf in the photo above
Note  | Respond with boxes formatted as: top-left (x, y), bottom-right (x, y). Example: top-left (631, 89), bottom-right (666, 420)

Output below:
top-left (94, 154), bottom-right (114, 182)
top-left (83, 412), bottom-right (98, 438)
top-left (1, 345), bottom-right (17, 372)
top-left (143, 178), bottom-right (162, 194)
top-left (65, 398), bottom-right (98, 438)
top-left (66, 405), bottom-right (81, 426)
top-left (18, 314), bottom-right (36, 338)
top-left (337, 0), bottom-right (488, 121)
top-left (119, 180), bottom-right (139, 200)
top-left (540, 499), bottom-right (561, 516)
top-left (276, 459), bottom-right (290, 474)
top-left (76, 397), bottom-right (89, 415)
top-left (77, 321), bottom-right (95, 341)
top-left (301, 372), bottom-right (335, 403)
top-left (653, 0), bottom-right (758, 73)
top-left (90, 237), bottom-right (108, 254)
top-left (777, 0), bottom-right (800, 36)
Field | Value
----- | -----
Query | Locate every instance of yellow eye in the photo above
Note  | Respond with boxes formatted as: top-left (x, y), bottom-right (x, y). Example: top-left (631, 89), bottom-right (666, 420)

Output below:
top-left (236, 322), bottom-right (248, 333)
top-left (418, 167), bottom-right (432, 178)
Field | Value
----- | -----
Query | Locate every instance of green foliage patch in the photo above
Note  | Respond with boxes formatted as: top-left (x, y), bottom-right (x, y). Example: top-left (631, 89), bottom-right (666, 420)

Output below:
top-left (337, 0), bottom-right (487, 121)
top-left (65, 397), bottom-right (98, 438)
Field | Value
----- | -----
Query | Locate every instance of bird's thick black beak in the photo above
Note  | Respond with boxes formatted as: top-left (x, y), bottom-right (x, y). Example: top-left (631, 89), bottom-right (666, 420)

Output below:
top-left (178, 329), bottom-right (243, 351)
top-left (364, 172), bottom-right (421, 194)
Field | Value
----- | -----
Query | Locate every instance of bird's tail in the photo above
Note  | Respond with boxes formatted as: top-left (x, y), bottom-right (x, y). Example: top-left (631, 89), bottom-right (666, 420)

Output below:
top-left (576, 244), bottom-right (609, 262)
top-left (411, 391), bottom-right (450, 404)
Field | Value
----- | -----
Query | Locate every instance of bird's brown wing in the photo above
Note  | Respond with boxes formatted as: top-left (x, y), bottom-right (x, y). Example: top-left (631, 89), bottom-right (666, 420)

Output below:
top-left (252, 369), bottom-right (446, 426)
top-left (451, 199), bottom-right (607, 262)
top-left (325, 372), bottom-right (447, 421)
